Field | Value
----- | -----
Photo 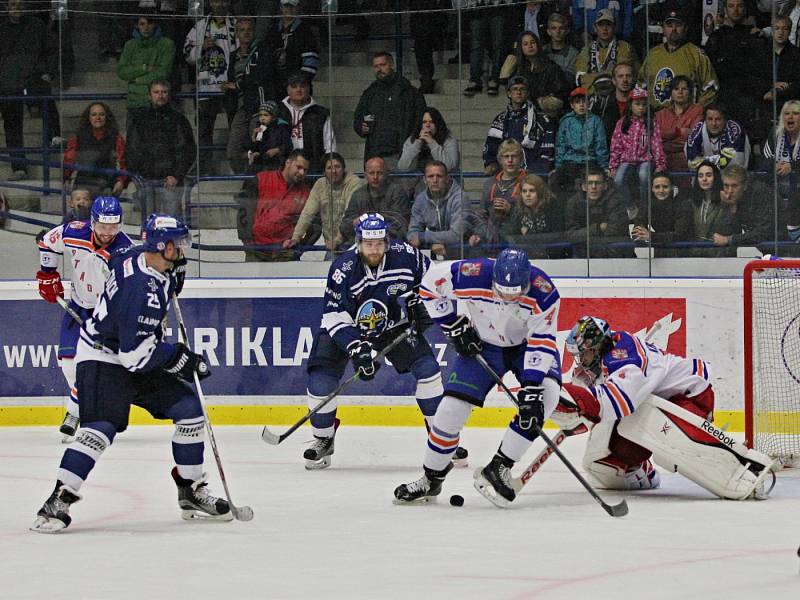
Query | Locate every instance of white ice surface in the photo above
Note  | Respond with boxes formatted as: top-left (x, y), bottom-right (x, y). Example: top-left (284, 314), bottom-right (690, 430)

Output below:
top-left (2, 426), bottom-right (799, 600)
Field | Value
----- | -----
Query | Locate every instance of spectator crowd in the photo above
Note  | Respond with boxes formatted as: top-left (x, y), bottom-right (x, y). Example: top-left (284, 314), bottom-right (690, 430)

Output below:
top-left (2, 0), bottom-right (800, 260)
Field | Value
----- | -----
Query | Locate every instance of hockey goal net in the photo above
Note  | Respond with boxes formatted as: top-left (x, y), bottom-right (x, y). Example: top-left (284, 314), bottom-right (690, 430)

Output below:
top-left (744, 259), bottom-right (800, 467)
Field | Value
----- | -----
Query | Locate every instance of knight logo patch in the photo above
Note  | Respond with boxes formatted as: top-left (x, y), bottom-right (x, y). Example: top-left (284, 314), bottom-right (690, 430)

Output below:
top-left (532, 275), bottom-right (552, 293)
top-left (460, 262), bottom-right (481, 276)
top-left (611, 348), bottom-right (629, 360)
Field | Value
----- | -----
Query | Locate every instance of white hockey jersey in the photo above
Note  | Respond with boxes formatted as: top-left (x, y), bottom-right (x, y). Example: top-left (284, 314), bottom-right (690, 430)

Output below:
top-left (589, 330), bottom-right (712, 421)
top-left (420, 258), bottom-right (561, 384)
top-left (38, 220), bottom-right (133, 310)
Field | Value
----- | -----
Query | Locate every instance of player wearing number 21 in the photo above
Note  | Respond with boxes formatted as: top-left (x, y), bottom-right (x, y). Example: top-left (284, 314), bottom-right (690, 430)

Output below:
top-left (395, 248), bottom-right (563, 508)
top-left (552, 316), bottom-right (776, 500)
top-left (36, 196), bottom-right (133, 441)
top-left (300, 213), bottom-right (468, 470)
top-left (31, 214), bottom-right (230, 533)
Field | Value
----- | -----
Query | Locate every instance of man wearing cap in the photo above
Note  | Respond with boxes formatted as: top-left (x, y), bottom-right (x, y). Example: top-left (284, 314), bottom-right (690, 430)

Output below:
top-left (574, 9), bottom-right (639, 93)
top-left (482, 75), bottom-right (557, 177)
top-left (591, 61), bottom-right (635, 146)
top-left (638, 4), bottom-right (718, 110)
top-left (276, 72), bottom-right (336, 174)
top-left (262, 0), bottom-right (320, 94)
top-left (224, 17), bottom-right (275, 174)
top-left (353, 51), bottom-right (427, 170)
top-left (571, 0), bottom-right (633, 43)
top-left (551, 87), bottom-right (609, 201)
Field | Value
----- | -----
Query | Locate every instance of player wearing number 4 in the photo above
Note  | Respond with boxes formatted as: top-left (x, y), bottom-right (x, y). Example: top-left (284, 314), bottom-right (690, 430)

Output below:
top-left (301, 213), bottom-right (467, 470)
top-left (395, 248), bottom-right (562, 508)
top-left (31, 214), bottom-right (229, 533)
top-left (552, 316), bottom-right (776, 500)
top-left (36, 196), bottom-right (133, 441)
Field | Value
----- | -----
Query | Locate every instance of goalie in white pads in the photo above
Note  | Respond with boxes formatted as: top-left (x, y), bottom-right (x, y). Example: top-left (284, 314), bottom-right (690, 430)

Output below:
top-left (553, 316), bottom-right (776, 500)
top-left (394, 248), bottom-right (562, 508)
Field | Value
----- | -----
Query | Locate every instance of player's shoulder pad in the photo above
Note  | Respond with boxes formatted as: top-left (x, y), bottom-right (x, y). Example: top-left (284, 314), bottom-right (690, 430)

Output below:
top-left (64, 220), bottom-right (91, 239)
top-left (328, 247), bottom-right (359, 275)
top-left (527, 266), bottom-right (560, 307)
top-left (450, 258), bottom-right (493, 290)
top-left (602, 331), bottom-right (643, 372)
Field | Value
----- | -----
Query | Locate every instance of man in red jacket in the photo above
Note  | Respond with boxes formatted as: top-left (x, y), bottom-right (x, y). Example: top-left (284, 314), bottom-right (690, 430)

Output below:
top-left (238, 149), bottom-right (311, 261)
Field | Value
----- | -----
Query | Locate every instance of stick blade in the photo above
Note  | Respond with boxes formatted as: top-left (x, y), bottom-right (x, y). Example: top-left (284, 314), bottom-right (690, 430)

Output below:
top-left (604, 499), bottom-right (629, 518)
top-left (233, 505), bottom-right (254, 521)
top-left (261, 426), bottom-right (282, 445)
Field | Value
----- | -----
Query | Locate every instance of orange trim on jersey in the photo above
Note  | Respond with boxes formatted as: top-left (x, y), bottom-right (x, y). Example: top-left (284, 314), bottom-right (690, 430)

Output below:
top-left (64, 237), bottom-right (111, 261)
top-left (419, 289), bottom-right (439, 300)
top-left (632, 336), bottom-right (649, 374)
top-left (454, 288), bottom-right (494, 300)
top-left (695, 359), bottom-right (706, 379)
top-left (606, 382), bottom-right (632, 417)
top-left (518, 296), bottom-right (542, 314)
top-left (527, 338), bottom-right (558, 352)
top-left (428, 431), bottom-right (459, 448)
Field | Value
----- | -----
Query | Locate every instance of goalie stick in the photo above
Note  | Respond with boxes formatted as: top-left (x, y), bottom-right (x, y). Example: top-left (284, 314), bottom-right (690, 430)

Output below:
top-left (261, 327), bottom-right (414, 446)
top-left (474, 354), bottom-right (629, 518)
top-left (172, 296), bottom-right (254, 522)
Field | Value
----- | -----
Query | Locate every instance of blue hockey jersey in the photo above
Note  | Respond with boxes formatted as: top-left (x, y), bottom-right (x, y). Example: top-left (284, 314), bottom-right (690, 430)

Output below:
top-left (76, 246), bottom-right (178, 373)
top-left (320, 241), bottom-right (430, 350)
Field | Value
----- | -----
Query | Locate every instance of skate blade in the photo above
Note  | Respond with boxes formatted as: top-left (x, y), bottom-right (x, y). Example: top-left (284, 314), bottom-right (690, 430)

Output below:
top-left (181, 509), bottom-right (234, 522)
top-left (304, 456), bottom-right (332, 470)
top-left (452, 456), bottom-right (469, 469)
top-left (392, 495), bottom-right (438, 506)
top-left (30, 515), bottom-right (68, 533)
top-left (473, 471), bottom-right (511, 508)
top-left (61, 434), bottom-right (75, 444)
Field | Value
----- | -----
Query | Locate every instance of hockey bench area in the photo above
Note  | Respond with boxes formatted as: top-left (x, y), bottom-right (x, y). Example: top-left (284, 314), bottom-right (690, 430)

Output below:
top-left (2, 273), bottom-right (800, 598)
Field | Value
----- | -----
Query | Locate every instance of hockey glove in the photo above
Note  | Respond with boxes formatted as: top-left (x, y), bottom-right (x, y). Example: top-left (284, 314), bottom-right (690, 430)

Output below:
top-left (36, 270), bottom-right (64, 304)
top-left (348, 340), bottom-right (380, 381)
top-left (441, 314), bottom-right (483, 357)
top-left (517, 384), bottom-right (545, 431)
top-left (164, 343), bottom-right (211, 382)
top-left (170, 255), bottom-right (188, 296)
top-left (406, 291), bottom-right (432, 333)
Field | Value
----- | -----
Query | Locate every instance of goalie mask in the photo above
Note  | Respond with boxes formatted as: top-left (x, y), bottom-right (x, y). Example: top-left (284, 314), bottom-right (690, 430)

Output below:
top-left (566, 316), bottom-right (613, 370)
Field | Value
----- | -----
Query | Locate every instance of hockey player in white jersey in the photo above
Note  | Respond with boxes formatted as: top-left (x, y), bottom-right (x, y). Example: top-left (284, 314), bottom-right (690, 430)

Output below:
top-left (36, 196), bottom-right (133, 440)
top-left (552, 315), bottom-right (776, 500)
top-left (394, 248), bottom-right (562, 507)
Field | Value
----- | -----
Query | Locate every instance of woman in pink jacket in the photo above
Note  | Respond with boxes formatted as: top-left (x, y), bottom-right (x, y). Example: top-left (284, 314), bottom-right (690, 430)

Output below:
top-left (608, 86), bottom-right (667, 218)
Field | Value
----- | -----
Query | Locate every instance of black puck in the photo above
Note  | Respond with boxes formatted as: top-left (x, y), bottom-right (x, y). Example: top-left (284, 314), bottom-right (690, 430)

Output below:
top-left (449, 494), bottom-right (464, 507)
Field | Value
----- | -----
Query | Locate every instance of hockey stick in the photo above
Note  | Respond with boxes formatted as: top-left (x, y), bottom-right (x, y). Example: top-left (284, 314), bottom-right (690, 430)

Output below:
top-left (511, 429), bottom-right (569, 493)
top-left (172, 296), bottom-right (254, 522)
top-left (56, 296), bottom-right (84, 325)
top-left (261, 327), bottom-right (414, 446)
top-left (473, 354), bottom-right (629, 517)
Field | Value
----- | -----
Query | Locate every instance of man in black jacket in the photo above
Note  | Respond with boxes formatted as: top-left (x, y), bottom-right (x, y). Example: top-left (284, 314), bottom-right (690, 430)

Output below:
top-left (713, 165), bottom-right (779, 252)
top-left (262, 0), bottom-right (320, 96)
top-left (353, 52), bottom-right (426, 170)
top-left (127, 80), bottom-right (197, 220)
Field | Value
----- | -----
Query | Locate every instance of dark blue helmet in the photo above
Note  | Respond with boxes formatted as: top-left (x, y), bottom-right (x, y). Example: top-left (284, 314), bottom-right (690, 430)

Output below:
top-left (91, 196), bottom-right (123, 226)
top-left (493, 248), bottom-right (531, 297)
top-left (141, 213), bottom-right (189, 253)
top-left (355, 213), bottom-right (387, 242)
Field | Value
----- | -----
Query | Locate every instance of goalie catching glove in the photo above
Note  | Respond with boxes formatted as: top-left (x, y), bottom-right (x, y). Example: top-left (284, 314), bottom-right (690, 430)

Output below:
top-left (441, 314), bottom-right (483, 357)
top-left (516, 385), bottom-right (545, 431)
top-left (164, 343), bottom-right (211, 382)
top-left (348, 340), bottom-right (380, 381)
top-left (36, 270), bottom-right (64, 304)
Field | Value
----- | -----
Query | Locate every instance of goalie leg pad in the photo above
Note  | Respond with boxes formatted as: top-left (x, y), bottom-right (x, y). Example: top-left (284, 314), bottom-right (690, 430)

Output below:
top-left (582, 419), bottom-right (659, 490)
top-left (617, 396), bottom-right (777, 500)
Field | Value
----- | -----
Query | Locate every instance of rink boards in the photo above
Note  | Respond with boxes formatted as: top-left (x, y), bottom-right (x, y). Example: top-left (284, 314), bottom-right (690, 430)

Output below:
top-left (0, 277), bottom-right (748, 428)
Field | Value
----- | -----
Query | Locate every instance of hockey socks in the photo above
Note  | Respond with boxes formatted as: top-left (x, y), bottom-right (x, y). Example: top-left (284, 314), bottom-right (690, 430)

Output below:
top-left (423, 396), bottom-right (472, 473)
top-left (57, 422), bottom-right (116, 492)
top-left (172, 417), bottom-right (205, 482)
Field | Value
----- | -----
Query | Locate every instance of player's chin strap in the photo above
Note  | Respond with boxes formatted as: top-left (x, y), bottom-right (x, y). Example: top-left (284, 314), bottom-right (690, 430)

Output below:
top-left (472, 353), bottom-right (629, 518)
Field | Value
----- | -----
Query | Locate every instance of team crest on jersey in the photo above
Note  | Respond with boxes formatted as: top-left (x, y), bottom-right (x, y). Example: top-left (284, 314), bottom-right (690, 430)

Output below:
top-left (340, 260), bottom-right (354, 273)
top-left (386, 282), bottom-right (408, 296)
top-left (653, 67), bottom-right (675, 105)
top-left (460, 262), bottom-right (481, 276)
top-left (611, 348), bottom-right (629, 360)
top-left (356, 299), bottom-right (388, 337)
top-left (532, 275), bottom-right (552, 293)
top-left (69, 221), bottom-right (88, 229)
top-left (147, 279), bottom-right (159, 292)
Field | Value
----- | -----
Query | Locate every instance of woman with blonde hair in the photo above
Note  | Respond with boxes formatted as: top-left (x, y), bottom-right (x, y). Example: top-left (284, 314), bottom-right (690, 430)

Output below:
top-left (763, 99), bottom-right (800, 240)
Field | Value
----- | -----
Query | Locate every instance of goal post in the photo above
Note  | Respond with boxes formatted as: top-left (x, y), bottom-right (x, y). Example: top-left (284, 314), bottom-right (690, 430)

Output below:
top-left (744, 259), bottom-right (800, 467)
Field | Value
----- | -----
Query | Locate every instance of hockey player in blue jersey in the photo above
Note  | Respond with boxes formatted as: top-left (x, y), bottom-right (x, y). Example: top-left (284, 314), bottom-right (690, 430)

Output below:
top-left (36, 196), bottom-right (133, 440)
top-left (394, 248), bottom-right (563, 507)
top-left (31, 214), bottom-right (229, 533)
top-left (302, 213), bottom-right (465, 469)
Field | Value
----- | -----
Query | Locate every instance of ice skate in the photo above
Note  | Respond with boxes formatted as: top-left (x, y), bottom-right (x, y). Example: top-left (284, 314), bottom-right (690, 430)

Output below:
top-left (171, 467), bottom-right (233, 521)
top-left (474, 454), bottom-right (516, 508)
top-left (452, 446), bottom-right (469, 468)
top-left (394, 463), bottom-right (453, 505)
top-left (60, 413), bottom-right (79, 443)
top-left (304, 435), bottom-right (335, 470)
top-left (30, 481), bottom-right (81, 533)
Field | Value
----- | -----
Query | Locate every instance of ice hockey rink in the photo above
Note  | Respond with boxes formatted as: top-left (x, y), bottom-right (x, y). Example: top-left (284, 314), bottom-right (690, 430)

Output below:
top-left (1, 425), bottom-right (799, 599)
